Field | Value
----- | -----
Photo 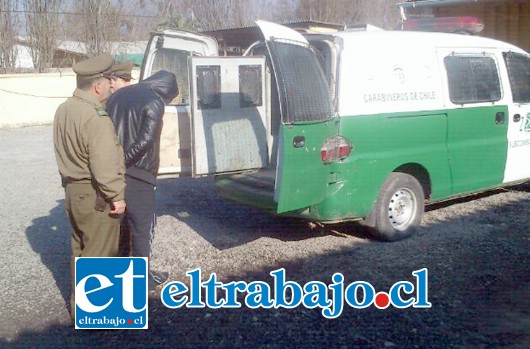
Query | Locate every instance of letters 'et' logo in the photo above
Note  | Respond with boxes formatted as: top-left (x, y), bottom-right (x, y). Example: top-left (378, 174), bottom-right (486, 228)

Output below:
top-left (75, 257), bottom-right (148, 329)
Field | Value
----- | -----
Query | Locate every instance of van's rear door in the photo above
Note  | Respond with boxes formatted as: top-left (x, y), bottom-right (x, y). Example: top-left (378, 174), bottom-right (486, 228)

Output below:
top-left (189, 56), bottom-right (269, 176)
top-left (256, 21), bottom-right (338, 213)
top-left (141, 30), bottom-right (218, 176)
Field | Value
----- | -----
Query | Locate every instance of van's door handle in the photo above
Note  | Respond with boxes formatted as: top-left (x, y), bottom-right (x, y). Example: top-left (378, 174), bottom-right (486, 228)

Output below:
top-left (514, 114), bottom-right (521, 122)
top-left (293, 136), bottom-right (305, 148)
top-left (495, 112), bottom-right (505, 125)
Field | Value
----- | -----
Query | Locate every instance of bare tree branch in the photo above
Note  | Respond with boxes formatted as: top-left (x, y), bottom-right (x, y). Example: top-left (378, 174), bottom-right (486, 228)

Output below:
top-left (58, 0), bottom-right (122, 57)
top-left (25, 0), bottom-right (63, 72)
top-left (296, 0), bottom-right (400, 29)
top-left (155, 0), bottom-right (267, 32)
top-left (0, 0), bottom-right (20, 73)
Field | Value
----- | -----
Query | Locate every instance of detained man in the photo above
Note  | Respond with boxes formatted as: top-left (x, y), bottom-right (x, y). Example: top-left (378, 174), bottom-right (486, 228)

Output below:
top-left (107, 70), bottom-right (178, 292)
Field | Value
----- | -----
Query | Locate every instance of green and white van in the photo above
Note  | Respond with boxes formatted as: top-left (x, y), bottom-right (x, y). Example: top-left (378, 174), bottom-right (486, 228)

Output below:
top-left (142, 21), bottom-right (530, 241)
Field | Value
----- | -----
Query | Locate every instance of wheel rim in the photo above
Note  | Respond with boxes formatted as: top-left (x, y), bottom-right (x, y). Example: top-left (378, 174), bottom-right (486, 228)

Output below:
top-left (387, 188), bottom-right (417, 231)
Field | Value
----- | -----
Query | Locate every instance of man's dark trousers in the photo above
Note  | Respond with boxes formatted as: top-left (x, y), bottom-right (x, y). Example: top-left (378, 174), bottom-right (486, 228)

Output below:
top-left (121, 174), bottom-right (157, 288)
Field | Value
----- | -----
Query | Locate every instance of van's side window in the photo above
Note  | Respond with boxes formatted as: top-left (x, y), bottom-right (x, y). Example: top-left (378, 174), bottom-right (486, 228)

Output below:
top-left (444, 55), bottom-right (502, 104)
top-left (196, 65), bottom-right (221, 110)
top-left (239, 65), bottom-right (263, 108)
top-left (152, 48), bottom-right (190, 105)
top-left (504, 52), bottom-right (530, 103)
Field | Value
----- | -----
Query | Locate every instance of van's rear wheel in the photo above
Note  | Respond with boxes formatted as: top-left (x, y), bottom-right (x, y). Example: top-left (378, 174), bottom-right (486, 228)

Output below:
top-left (364, 173), bottom-right (424, 241)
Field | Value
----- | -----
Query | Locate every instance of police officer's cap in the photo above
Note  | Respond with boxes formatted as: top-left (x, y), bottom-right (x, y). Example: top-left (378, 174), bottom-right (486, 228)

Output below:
top-left (73, 54), bottom-right (114, 78)
top-left (109, 60), bottom-right (134, 81)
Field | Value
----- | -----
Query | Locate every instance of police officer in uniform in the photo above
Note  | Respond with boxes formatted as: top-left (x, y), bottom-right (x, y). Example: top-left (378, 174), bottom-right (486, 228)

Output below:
top-left (53, 53), bottom-right (126, 319)
top-left (108, 60), bottom-right (134, 92)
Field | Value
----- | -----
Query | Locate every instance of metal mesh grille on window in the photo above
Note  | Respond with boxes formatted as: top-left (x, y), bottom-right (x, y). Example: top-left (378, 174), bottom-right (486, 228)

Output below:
top-left (152, 48), bottom-right (190, 105)
top-left (268, 41), bottom-right (333, 124)
top-left (196, 65), bottom-right (221, 110)
top-left (239, 65), bottom-right (263, 108)
top-left (504, 52), bottom-right (530, 103)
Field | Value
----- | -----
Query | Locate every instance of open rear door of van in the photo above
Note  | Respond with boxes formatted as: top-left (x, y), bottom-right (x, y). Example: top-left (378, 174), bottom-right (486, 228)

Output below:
top-left (256, 20), bottom-right (338, 214)
top-left (141, 30), bottom-right (219, 176)
top-left (189, 56), bottom-right (270, 176)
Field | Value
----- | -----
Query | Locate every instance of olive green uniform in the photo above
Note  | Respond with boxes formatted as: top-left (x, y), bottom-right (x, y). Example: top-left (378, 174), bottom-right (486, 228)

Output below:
top-left (53, 87), bottom-right (125, 316)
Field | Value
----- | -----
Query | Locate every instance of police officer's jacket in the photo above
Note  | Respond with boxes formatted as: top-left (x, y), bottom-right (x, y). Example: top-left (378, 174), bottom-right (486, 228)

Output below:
top-left (53, 89), bottom-right (126, 202)
top-left (107, 70), bottom-right (178, 185)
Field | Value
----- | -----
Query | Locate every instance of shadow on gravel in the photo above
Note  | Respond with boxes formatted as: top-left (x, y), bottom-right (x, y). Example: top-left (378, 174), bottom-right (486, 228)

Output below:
top-left (156, 177), bottom-right (369, 250)
top-left (157, 178), bottom-right (530, 250)
top-left (25, 200), bottom-right (71, 310)
top-left (6, 194), bottom-right (530, 348)
top-left (426, 182), bottom-right (530, 212)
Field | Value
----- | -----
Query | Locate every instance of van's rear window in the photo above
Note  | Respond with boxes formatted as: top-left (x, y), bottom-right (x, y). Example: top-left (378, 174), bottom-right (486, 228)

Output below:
top-left (267, 40), bottom-right (333, 124)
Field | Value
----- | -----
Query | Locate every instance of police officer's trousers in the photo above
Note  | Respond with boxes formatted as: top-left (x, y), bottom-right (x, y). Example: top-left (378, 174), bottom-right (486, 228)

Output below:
top-left (65, 182), bottom-right (121, 318)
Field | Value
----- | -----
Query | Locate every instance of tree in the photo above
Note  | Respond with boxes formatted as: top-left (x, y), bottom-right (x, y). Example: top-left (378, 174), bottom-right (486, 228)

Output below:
top-left (155, 0), bottom-right (194, 30)
top-left (77, 0), bottom-right (121, 56)
top-left (296, 0), bottom-right (359, 23)
top-left (354, 0), bottom-right (402, 29)
top-left (267, 0), bottom-right (297, 23)
top-left (24, 0), bottom-right (62, 72)
top-left (296, 0), bottom-right (401, 29)
top-left (59, 0), bottom-right (125, 57)
top-left (112, 0), bottom-right (161, 41)
top-left (154, 0), bottom-right (269, 32)
top-left (0, 0), bottom-right (20, 73)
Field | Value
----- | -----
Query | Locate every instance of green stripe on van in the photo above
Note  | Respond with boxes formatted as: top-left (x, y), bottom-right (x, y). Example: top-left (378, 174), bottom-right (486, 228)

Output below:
top-left (306, 106), bottom-right (508, 222)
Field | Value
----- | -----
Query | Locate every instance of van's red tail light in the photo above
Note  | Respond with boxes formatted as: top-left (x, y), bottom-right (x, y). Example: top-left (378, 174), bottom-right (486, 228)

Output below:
top-left (320, 136), bottom-right (353, 163)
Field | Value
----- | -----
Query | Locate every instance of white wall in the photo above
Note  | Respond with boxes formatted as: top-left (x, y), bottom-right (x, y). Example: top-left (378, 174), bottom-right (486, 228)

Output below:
top-left (0, 69), bottom-right (139, 128)
top-left (0, 71), bottom-right (75, 128)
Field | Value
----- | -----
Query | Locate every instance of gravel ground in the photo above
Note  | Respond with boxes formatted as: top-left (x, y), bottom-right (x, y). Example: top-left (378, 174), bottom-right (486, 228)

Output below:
top-left (0, 125), bottom-right (529, 348)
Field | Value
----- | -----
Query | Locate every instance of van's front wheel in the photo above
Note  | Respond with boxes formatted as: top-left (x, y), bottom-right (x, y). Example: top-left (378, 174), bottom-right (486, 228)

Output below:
top-left (364, 173), bottom-right (424, 241)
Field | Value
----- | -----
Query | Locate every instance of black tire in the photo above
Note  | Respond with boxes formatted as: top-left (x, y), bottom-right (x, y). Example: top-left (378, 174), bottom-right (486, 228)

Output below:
top-left (363, 173), bottom-right (424, 241)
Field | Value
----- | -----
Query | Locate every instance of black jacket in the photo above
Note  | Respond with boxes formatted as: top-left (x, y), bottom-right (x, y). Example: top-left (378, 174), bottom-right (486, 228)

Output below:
top-left (107, 70), bottom-right (178, 185)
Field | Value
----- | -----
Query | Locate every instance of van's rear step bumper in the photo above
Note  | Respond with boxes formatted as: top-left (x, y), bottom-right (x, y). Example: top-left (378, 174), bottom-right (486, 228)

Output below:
top-left (214, 170), bottom-right (277, 211)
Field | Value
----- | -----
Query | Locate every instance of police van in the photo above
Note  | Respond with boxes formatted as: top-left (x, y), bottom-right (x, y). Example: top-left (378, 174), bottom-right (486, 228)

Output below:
top-left (141, 21), bottom-right (530, 241)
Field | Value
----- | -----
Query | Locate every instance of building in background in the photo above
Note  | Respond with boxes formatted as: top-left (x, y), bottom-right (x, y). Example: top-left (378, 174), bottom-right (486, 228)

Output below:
top-left (397, 0), bottom-right (530, 52)
top-left (202, 20), bottom-right (345, 56)
top-left (10, 39), bottom-right (147, 71)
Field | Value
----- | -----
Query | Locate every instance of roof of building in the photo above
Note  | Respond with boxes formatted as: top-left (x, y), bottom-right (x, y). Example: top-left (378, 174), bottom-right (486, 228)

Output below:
top-left (201, 20), bottom-right (345, 54)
